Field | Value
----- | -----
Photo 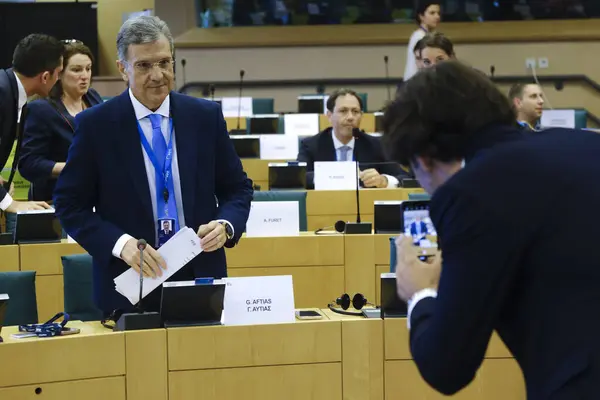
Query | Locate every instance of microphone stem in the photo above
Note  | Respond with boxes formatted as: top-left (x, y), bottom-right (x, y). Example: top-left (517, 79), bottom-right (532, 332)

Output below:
top-left (385, 63), bottom-right (391, 102)
top-left (355, 162), bottom-right (361, 223)
top-left (237, 74), bottom-right (244, 130)
top-left (138, 246), bottom-right (144, 313)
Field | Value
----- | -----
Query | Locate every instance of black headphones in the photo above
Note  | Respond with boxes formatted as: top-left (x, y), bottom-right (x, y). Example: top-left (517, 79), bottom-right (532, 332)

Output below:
top-left (315, 220), bottom-right (346, 235)
top-left (328, 293), bottom-right (374, 316)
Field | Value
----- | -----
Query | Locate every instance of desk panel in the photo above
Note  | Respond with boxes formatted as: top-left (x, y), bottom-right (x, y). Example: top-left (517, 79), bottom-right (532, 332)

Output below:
top-left (0, 376), bottom-right (125, 400)
top-left (167, 321), bottom-right (341, 371)
top-left (169, 363), bottom-right (342, 400)
top-left (0, 245), bottom-right (19, 272)
top-left (36, 275), bottom-right (63, 323)
top-left (0, 322), bottom-right (124, 387)
top-left (20, 242), bottom-right (85, 275)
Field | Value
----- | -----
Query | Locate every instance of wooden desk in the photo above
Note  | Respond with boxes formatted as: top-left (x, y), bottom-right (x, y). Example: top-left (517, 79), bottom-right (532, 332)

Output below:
top-left (167, 318), bottom-right (342, 400)
top-left (0, 245), bottom-right (19, 272)
top-left (0, 321), bottom-right (166, 400)
top-left (226, 233), bottom-right (344, 308)
top-left (19, 242), bottom-right (85, 322)
top-left (241, 158), bottom-right (283, 190)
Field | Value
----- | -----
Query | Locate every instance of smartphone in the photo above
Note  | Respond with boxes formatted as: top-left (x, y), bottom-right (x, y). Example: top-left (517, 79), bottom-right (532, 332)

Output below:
top-left (295, 310), bottom-right (323, 320)
top-left (399, 200), bottom-right (438, 260)
top-left (61, 327), bottom-right (80, 335)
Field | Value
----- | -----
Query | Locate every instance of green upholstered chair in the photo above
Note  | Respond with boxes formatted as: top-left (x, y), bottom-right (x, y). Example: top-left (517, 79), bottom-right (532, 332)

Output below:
top-left (574, 109), bottom-right (587, 128)
top-left (252, 191), bottom-right (308, 231)
top-left (252, 98), bottom-right (275, 114)
top-left (408, 193), bottom-right (431, 201)
top-left (61, 254), bottom-right (103, 321)
top-left (0, 271), bottom-right (38, 325)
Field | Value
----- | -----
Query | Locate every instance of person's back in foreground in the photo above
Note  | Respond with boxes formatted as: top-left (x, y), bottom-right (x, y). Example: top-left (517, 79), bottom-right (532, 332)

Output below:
top-left (382, 60), bottom-right (600, 400)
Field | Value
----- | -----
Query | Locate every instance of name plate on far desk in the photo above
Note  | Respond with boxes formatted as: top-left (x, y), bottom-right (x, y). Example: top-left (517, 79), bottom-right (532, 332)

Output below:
top-left (314, 161), bottom-right (357, 190)
top-left (246, 201), bottom-right (300, 237)
top-left (221, 97), bottom-right (253, 118)
top-left (222, 275), bottom-right (296, 326)
top-left (260, 134), bottom-right (298, 159)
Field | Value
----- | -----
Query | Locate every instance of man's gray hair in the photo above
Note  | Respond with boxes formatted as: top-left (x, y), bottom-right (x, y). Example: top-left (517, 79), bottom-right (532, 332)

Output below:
top-left (117, 16), bottom-right (173, 61)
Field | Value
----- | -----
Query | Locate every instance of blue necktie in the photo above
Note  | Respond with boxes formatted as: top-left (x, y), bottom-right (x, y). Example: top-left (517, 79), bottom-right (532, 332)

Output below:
top-left (339, 145), bottom-right (351, 161)
top-left (148, 114), bottom-right (179, 232)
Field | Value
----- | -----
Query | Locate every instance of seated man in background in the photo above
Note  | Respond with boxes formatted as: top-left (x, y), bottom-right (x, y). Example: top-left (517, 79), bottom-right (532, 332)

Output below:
top-left (297, 88), bottom-right (410, 189)
top-left (508, 83), bottom-right (544, 131)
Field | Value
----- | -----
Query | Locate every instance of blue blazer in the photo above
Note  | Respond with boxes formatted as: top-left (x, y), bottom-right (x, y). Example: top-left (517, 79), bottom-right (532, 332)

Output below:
top-left (54, 90), bottom-right (253, 314)
top-left (19, 88), bottom-right (103, 201)
top-left (409, 125), bottom-right (600, 399)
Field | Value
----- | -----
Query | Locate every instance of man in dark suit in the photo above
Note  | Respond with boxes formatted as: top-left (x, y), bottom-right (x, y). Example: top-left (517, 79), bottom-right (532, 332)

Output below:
top-left (384, 61), bottom-right (600, 399)
top-left (409, 217), bottom-right (428, 241)
top-left (297, 88), bottom-right (410, 189)
top-left (54, 16), bottom-right (253, 316)
top-left (0, 34), bottom-right (63, 217)
top-left (508, 82), bottom-right (544, 132)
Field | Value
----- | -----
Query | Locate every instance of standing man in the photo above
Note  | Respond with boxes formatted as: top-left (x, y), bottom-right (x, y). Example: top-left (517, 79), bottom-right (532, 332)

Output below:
top-left (0, 34), bottom-right (63, 222)
top-left (54, 16), bottom-right (253, 316)
top-left (508, 82), bottom-right (544, 131)
top-left (383, 61), bottom-right (600, 399)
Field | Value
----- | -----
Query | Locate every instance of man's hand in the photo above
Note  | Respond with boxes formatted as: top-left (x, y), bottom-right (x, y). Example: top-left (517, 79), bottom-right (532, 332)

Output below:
top-left (5, 200), bottom-right (51, 214)
top-left (197, 221), bottom-right (226, 252)
top-left (394, 235), bottom-right (442, 301)
top-left (359, 168), bottom-right (388, 188)
top-left (0, 177), bottom-right (15, 197)
top-left (120, 238), bottom-right (167, 278)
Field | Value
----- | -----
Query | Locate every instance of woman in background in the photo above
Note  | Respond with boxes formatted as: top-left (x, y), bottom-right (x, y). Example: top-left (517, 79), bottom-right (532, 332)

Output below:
top-left (403, 0), bottom-right (441, 81)
top-left (19, 41), bottom-right (102, 201)
top-left (413, 32), bottom-right (456, 70)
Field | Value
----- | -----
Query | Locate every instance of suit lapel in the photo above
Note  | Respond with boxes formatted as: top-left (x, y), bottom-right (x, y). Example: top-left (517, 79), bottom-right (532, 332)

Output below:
top-left (112, 91), bottom-right (154, 224)
top-left (170, 92), bottom-right (198, 225)
top-left (317, 128), bottom-right (337, 161)
top-left (353, 130), bottom-right (369, 163)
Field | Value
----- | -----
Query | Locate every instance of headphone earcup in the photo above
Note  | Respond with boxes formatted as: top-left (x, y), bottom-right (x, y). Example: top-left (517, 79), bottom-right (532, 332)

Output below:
top-left (352, 293), bottom-right (367, 310)
top-left (337, 293), bottom-right (351, 310)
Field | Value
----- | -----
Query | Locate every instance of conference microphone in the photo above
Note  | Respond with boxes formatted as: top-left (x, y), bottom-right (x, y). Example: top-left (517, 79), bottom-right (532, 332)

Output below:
top-left (209, 84), bottom-right (216, 102)
top-left (490, 65), bottom-right (495, 78)
top-left (113, 238), bottom-right (161, 331)
top-left (229, 69), bottom-right (246, 135)
top-left (343, 128), bottom-right (373, 235)
top-left (180, 58), bottom-right (187, 88)
top-left (384, 55), bottom-right (391, 103)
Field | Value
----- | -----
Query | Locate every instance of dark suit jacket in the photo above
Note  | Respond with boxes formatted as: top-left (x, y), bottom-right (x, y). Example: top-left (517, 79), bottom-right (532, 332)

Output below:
top-left (54, 90), bottom-right (254, 314)
top-left (409, 125), bottom-right (600, 399)
top-left (297, 127), bottom-right (410, 188)
top-left (19, 88), bottom-right (103, 201)
top-left (0, 68), bottom-right (19, 203)
top-left (409, 221), bottom-right (427, 237)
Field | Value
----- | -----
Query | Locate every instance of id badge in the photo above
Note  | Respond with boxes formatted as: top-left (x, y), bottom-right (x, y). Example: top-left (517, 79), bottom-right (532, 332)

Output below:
top-left (157, 218), bottom-right (175, 247)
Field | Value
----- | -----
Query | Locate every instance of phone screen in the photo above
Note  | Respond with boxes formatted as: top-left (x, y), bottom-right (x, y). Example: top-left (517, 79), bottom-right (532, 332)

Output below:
top-left (402, 201), bottom-right (438, 256)
top-left (297, 310), bottom-right (321, 318)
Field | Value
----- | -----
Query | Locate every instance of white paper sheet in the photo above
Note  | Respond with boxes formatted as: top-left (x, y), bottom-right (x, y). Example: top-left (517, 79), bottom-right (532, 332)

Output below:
top-left (113, 227), bottom-right (203, 305)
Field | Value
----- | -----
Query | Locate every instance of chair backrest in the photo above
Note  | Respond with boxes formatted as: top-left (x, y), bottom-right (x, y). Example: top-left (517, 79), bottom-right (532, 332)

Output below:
top-left (61, 254), bottom-right (103, 321)
top-left (0, 271), bottom-right (38, 325)
top-left (408, 192), bottom-right (431, 201)
top-left (252, 98), bottom-right (275, 114)
top-left (389, 236), bottom-right (397, 273)
top-left (252, 190), bottom-right (308, 231)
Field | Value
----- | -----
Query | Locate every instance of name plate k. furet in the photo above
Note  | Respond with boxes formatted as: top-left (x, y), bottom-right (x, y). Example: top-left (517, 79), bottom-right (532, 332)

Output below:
top-left (314, 161), bottom-right (357, 190)
top-left (222, 275), bottom-right (295, 326)
top-left (246, 201), bottom-right (300, 237)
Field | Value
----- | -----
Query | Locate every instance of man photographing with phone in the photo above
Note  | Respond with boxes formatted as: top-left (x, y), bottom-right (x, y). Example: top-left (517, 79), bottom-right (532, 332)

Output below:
top-left (382, 61), bottom-right (600, 399)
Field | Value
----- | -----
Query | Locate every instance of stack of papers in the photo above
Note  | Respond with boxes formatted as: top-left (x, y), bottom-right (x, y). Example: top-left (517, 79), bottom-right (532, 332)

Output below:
top-left (114, 226), bottom-right (203, 305)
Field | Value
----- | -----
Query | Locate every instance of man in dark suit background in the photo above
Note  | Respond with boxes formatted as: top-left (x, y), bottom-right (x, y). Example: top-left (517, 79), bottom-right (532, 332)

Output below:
top-left (0, 34), bottom-right (63, 219)
top-left (54, 16), bottom-right (253, 316)
top-left (297, 88), bottom-right (410, 189)
top-left (409, 217), bottom-right (428, 241)
top-left (383, 61), bottom-right (600, 399)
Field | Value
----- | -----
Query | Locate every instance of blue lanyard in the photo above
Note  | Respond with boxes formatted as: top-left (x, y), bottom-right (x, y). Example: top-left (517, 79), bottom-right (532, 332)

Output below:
top-left (136, 117), bottom-right (174, 211)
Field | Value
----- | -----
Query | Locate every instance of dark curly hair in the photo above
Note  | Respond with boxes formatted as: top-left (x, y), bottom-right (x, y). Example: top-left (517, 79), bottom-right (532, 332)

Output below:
top-left (381, 60), bottom-right (515, 166)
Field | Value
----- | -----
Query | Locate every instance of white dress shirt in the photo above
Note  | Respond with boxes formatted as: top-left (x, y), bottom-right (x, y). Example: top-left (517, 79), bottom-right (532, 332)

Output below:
top-left (0, 71), bottom-right (28, 211)
top-left (111, 90), bottom-right (233, 258)
top-left (332, 130), bottom-right (399, 188)
top-left (404, 28), bottom-right (427, 81)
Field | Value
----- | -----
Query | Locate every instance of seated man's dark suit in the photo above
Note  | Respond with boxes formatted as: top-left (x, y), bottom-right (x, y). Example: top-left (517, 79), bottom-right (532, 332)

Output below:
top-left (54, 90), bottom-right (253, 315)
top-left (409, 125), bottom-right (600, 399)
top-left (0, 68), bottom-right (20, 203)
top-left (19, 88), bottom-right (103, 201)
top-left (297, 127), bottom-right (411, 188)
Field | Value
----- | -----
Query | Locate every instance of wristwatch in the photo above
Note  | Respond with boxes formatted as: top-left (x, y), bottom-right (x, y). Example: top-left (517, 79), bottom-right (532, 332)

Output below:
top-left (220, 221), bottom-right (234, 240)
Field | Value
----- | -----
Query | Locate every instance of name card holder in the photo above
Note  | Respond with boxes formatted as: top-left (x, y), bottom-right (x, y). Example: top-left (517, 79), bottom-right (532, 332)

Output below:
top-left (221, 97), bottom-right (253, 118)
top-left (314, 161), bottom-right (357, 190)
top-left (283, 113), bottom-right (320, 135)
top-left (540, 109), bottom-right (575, 129)
top-left (246, 201), bottom-right (300, 237)
top-left (260, 134), bottom-right (299, 159)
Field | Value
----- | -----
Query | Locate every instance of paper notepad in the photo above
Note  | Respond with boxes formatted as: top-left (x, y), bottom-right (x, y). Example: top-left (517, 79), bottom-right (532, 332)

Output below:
top-left (113, 226), bottom-right (203, 305)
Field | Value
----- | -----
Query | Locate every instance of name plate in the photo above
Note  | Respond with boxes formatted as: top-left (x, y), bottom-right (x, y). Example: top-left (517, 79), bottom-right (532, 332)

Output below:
top-left (221, 97), bottom-right (253, 118)
top-left (246, 201), bottom-right (300, 237)
top-left (314, 161), bottom-right (357, 190)
top-left (283, 113), bottom-right (319, 135)
top-left (540, 109), bottom-right (575, 129)
top-left (260, 134), bottom-right (299, 159)
top-left (222, 275), bottom-right (295, 326)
